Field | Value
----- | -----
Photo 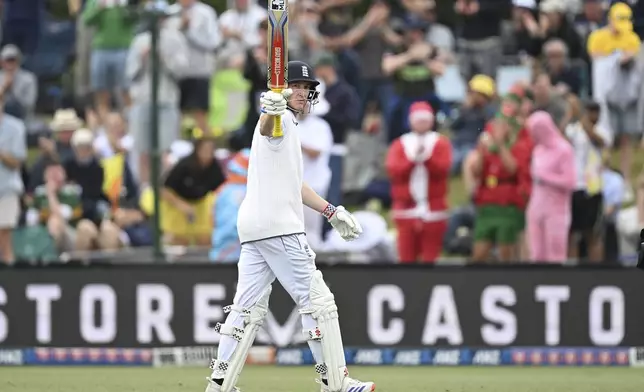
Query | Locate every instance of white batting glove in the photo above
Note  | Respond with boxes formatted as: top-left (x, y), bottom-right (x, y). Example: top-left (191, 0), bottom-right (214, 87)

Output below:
top-left (260, 89), bottom-right (292, 116)
top-left (325, 205), bottom-right (363, 241)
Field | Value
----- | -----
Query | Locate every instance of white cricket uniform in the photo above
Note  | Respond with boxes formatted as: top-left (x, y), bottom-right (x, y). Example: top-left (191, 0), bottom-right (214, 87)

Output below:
top-left (217, 109), bottom-right (325, 365)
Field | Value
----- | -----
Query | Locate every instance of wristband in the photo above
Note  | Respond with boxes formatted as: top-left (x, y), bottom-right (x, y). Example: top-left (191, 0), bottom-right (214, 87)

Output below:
top-left (322, 203), bottom-right (337, 220)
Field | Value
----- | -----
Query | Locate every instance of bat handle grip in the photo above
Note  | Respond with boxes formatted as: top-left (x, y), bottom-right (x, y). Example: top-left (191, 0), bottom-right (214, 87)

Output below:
top-left (272, 88), bottom-right (283, 137)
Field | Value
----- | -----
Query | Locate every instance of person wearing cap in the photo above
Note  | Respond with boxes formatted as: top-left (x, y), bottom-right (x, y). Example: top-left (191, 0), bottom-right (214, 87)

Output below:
top-left (0, 104), bottom-right (27, 264)
top-left (126, 1), bottom-right (189, 187)
top-left (588, 2), bottom-right (641, 194)
top-left (0, 44), bottom-right (37, 121)
top-left (161, 130), bottom-right (225, 246)
top-left (63, 128), bottom-right (123, 251)
top-left (450, 74), bottom-right (497, 175)
top-left (466, 84), bottom-right (534, 262)
top-left (27, 109), bottom-right (83, 193)
top-left (386, 101), bottom-right (452, 263)
top-left (587, 2), bottom-right (641, 58)
top-left (382, 17), bottom-right (446, 142)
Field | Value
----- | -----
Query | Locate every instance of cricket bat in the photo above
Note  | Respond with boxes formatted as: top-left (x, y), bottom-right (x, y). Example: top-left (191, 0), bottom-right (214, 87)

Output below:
top-left (267, 0), bottom-right (289, 137)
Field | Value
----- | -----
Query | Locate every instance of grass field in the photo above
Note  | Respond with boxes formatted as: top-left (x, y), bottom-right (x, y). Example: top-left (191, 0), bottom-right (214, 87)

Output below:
top-left (2, 366), bottom-right (643, 392)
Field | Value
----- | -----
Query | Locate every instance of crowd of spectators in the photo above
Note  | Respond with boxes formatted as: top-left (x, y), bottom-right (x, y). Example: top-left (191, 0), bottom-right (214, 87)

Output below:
top-left (0, 0), bottom-right (643, 265)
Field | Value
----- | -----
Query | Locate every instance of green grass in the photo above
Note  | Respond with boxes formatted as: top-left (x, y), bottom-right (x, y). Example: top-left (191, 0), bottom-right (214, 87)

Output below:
top-left (1, 366), bottom-right (643, 392)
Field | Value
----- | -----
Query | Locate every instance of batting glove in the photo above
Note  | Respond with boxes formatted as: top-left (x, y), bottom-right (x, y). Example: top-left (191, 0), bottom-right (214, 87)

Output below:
top-left (260, 89), bottom-right (292, 116)
top-left (324, 204), bottom-right (363, 241)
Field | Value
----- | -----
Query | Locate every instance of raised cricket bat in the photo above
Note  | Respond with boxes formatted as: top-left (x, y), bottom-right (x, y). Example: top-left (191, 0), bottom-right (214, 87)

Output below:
top-left (267, 0), bottom-right (289, 137)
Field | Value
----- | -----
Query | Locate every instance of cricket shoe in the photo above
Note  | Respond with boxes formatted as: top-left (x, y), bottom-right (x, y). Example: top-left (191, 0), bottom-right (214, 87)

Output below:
top-left (318, 376), bottom-right (376, 392)
top-left (204, 378), bottom-right (240, 392)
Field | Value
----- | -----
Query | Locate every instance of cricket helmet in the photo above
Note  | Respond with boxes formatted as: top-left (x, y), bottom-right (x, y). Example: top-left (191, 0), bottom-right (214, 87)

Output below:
top-left (287, 60), bottom-right (320, 113)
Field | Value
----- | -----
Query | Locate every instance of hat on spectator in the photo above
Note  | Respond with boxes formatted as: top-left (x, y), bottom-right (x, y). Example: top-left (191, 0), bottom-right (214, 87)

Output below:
top-left (409, 101), bottom-right (434, 122)
top-left (0, 44), bottom-right (21, 61)
top-left (469, 74), bottom-right (496, 98)
top-left (609, 2), bottom-right (633, 33)
top-left (539, 0), bottom-right (566, 13)
top-left (512, 0), bottom-right (536, 9)
top-left (50, 109), bottom-right (84, 132)
top-left (71, 128), bottom-right (94, 147)
top-left (312, 51), bottom-right (336, 68)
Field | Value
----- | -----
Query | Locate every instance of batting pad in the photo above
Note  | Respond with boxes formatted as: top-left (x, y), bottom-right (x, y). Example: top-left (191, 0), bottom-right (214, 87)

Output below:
top-left (303, 270), bottom-right (347, 392)
top-left (214, 286), bottom-right (272, 392)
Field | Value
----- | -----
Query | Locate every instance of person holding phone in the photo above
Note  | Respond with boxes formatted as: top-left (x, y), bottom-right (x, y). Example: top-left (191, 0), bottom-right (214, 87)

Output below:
top-left (161, 130), bottom-right (225, 246)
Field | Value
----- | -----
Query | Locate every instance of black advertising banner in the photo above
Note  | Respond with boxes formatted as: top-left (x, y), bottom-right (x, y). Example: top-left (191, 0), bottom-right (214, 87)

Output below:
top-left (0, 265), bottom-right (642, 348)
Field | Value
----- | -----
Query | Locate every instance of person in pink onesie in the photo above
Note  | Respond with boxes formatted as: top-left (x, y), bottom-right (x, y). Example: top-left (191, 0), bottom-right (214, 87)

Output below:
top-left (526, 111), bottom-right (576, 263)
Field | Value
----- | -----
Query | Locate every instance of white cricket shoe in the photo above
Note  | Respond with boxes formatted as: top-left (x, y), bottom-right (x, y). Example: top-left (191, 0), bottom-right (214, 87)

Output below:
top-left (204, 378), bottom-right (240, 392)
top-left (319, 376), bottom-right (376, 392)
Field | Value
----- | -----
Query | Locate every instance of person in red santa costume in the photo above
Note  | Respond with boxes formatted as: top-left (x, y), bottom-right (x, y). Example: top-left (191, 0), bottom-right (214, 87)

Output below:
top-left (386, 101), bottom-right (452, 263)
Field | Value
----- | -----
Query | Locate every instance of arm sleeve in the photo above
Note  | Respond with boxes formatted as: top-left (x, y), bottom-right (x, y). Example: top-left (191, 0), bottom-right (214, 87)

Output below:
top-left (425, 136), bottom-right (452, 178)
top-left (385, 139), bottom-right (415, 180)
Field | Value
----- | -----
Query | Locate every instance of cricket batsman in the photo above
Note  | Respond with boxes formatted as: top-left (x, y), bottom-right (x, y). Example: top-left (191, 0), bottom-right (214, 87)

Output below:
top-left (204, 61), bottom-right (376, 392)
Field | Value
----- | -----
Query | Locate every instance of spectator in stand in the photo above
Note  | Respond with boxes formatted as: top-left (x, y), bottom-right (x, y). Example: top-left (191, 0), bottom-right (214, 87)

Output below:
top-left (0, 107), bottom-right (26, 264)
top-left (588, 2), bottom-right (641, 192)
top-left (574, 0), bottom-right (607, 46)
top-left (543, 39), bottom-right (583, 97)
top-left (450, 74), bottom-right (497, 175)
top-left (417, 0), bottom-right (456, 54)
top-left (532, 73), bottom-right (570, 130)
top-left (382, 18), bottom-right (446, 142)
top-left (127, 5), bottom-right (189, 187)
top-left (93, 112), bottom-right (134, 159)
top-left (537, 0), bottom-right (584, 59)
top-left (233, 17), bottom-right (269, 149)
top-left (386, 102), bottom-right (452, 263)
top-left (297, 83), bottom-right (333, 250)
top-left (504, 0), bottom-right (542, 59)
top-left (169, 0), bottom-right (221, 135)
top-left (566, 101), bottom-right (610, 262)
top-left (101, 146), bottom-right (151, 249)
top-left (28, 109), bottom-right (84, 193)
top-left (467, 86), bottom-right (533, 263)
top-left (454, 0), bottom-right (505, 79)
top-left (526, 111), bottom-right (576, 263)
top-left (313, 51), bottom-right (360, 221)
top-left (323, 1), bottom-right (397, 124)
top-left (218, 0), bottom-right (267, 54)
top-left (29, 162), bottom-right (83, 254)
top-left (63, 128), bottom-right (119, 251)
top-left (0, 45), bottom-right (37, 121)
top-left (1, 0), bottom-right (44, 56)
top-left (210, 148), bottom-right (250, 262)
top-left (82, 0), bottom-right (136, 121)
top-left (161, 133), bottom-right (225, 246)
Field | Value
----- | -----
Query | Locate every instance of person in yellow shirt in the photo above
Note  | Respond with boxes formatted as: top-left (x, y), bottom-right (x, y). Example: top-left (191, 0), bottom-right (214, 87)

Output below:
top-left (587, 2), bottom-right (641, 58)
top-left (587, 2), bottom-right (641, 198)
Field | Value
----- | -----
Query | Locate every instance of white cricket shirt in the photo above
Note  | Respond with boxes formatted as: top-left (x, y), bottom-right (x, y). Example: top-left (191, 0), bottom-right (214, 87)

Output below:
top-left (237, 110), bottom-right (306, 243)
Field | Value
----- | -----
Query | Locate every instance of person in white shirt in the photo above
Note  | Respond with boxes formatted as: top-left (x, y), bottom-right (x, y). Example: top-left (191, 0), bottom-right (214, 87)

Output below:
top-left (565, 101), bottom-right (611, 262)
top-left (205, 61), bottom-right (375, 392)
top-left (219, 0), bottom-right (267, 53)
top-left (93, 112), bottom-right (134, 159)
top-left (297, 81), bottom-right (333, 250)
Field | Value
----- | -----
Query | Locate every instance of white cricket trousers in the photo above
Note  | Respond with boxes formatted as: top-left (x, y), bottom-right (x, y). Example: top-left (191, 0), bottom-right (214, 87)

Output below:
top-left (216, 233), bottom-right (325, 366)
